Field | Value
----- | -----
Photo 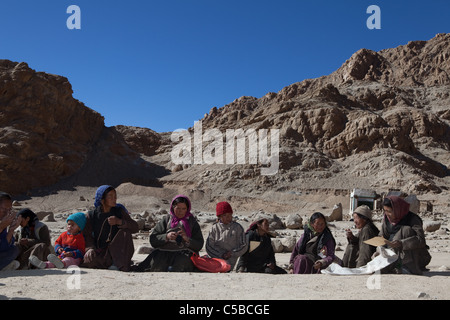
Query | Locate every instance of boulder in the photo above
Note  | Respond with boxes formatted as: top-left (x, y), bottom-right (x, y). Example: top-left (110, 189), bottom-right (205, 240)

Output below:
top-left (271, 238), bottom-right (284, 253)
top-left (404, 194), bottom-right (420, 214)
top-left (249, 211), bottom-right (285, 230)
top-left (145, 212), bottom-right (159, 229)
top-left (285, 214), bottom-right (303, 229)
top-left (424, 221), bottom-right (441, 232)
top-left (280, 237), bottom-right (297, 252)
top-left (41, 212), bottom-right (56, 222)
top-left (135, 218), bottom-right (146, 230)
top-left (36, 211), bottom-right (53, 221)
top-left (326, 203), bottom-right (343, 222)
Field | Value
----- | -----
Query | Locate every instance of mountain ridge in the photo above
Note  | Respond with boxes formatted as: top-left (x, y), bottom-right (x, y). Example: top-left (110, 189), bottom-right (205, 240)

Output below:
top-left (1, 34), bottom-right (449, 198)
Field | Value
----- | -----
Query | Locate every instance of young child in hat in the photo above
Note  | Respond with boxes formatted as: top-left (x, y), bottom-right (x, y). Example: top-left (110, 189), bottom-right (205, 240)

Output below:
top-left (30, 212), bottom-right (86, 269)
top-left (205, 202), bottom-right (248, 271)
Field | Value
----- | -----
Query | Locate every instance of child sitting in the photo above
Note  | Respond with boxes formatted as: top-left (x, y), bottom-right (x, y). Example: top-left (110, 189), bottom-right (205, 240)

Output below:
top-left (30, 212), bottom-right (86, 269)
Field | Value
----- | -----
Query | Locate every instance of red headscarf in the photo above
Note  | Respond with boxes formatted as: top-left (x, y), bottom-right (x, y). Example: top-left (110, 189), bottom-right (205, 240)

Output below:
top-left (385, 196), bottom-right (410, 225)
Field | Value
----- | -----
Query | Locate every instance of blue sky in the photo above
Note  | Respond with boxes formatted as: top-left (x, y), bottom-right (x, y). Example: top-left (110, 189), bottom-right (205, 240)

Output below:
top-left (1, 0), bottom-right (450, 133)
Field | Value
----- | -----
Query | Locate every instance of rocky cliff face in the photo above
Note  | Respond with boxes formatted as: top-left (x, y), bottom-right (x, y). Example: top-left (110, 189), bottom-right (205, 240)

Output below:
top-left (0, 61), bottom-right (105, 194)
top-left (0, 61), bottom-right (164, 195)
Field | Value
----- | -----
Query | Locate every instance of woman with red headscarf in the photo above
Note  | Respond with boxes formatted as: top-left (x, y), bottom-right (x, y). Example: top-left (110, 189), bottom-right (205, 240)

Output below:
top-left (381, 196), bottom-right (431, 275)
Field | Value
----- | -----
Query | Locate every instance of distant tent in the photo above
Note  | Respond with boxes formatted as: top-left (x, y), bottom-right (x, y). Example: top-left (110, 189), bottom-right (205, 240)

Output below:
top-left (349, 189), bottom-right (380, 213)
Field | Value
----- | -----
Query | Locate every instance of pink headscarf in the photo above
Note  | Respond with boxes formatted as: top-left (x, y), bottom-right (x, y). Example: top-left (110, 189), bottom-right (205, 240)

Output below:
top-left (169, 195), bottom-right (193, 238)
top-left (385, 196), bottom-right (410, 225)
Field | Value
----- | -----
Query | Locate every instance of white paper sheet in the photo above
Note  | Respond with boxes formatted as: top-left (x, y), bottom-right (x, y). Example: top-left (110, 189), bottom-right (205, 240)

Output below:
top-left (321, 246), bottom-right (398, 275)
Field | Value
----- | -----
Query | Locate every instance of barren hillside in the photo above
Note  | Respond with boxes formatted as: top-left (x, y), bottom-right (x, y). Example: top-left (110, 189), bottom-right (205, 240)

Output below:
top-left (1, 34), bottom-right (449, 212)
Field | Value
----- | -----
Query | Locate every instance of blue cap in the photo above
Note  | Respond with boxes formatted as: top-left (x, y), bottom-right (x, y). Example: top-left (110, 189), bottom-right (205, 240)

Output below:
top-left (66, 212), bottom-right (87, 231)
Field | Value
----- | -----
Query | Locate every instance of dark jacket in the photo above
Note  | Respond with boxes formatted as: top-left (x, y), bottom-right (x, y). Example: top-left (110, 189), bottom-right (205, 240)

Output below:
top-left (150, 214), bottom-right (204, 253)
top-left (82, 206), bottom-right (138, 271)
top-left (343, 221), bottom-right (379, 268)
top-left (16, 220), bottom-right (51, 249)
top-left (290, 226), bottom-right (336, 268)
top-left (84, 206), bottom-right (138, 251)
top-left (236, 229), bottom-right (276, 273)
top-left (381, 211), bottom-right (431, 275)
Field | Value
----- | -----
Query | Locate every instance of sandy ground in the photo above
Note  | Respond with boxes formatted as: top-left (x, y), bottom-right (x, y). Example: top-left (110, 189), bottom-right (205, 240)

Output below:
top-left (1, 251), bottom-right (449, 301)
top-left (1, 185), bottom-right (449, 301)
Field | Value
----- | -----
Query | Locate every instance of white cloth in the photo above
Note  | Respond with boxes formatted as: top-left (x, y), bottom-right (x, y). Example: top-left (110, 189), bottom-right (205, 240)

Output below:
top-left (321, 246), bottom-right (398, 275)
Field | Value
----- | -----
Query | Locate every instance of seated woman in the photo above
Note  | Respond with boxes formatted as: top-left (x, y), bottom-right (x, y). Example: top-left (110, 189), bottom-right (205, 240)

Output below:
top-left (135, 195), bottom-right (204, 272)
top-left (205, 201), bottom-right (248, 271)
top-left (15, 208), bottom-right (52, 269)
top-left (380, 196), bottom-right (431, 275)
top-left (236, 218), bottom-right (286, 274)
top-left (289, 212), bottom-right (337, 274)
top-left (82, 185), bottom-right (139, 272)
top-left (342, 205), bottom-right (379, 268)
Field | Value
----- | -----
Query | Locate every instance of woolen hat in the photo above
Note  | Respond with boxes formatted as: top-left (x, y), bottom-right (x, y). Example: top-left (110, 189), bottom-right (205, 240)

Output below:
top-left (216, 201), bottom-right (233, 216)
top-left (353, 205), bottom-right (372, 221)
top-left (94, 185), bottom-right (114, 208)
top-left (67, 212), bottom-right (87, 231)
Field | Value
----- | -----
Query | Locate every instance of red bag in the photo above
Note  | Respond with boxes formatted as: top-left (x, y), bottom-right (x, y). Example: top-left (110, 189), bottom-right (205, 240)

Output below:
top-left (190, 253), bottom-right (231, 273)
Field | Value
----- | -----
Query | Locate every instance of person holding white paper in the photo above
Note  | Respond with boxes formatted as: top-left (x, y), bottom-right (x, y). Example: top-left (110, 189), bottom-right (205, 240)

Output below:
top-left (379, 196), bottom-right (431, 275)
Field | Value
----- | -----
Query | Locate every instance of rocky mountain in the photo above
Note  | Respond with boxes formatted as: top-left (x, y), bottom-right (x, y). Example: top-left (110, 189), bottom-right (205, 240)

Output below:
top-left (0, 60), bottom-right (165, 195)
top-left (154, 33), bottom-right (450, 198)
top-left (1, 34), bottom-right (449, 202)
top-left (0, 60), bottom-right (102, 194)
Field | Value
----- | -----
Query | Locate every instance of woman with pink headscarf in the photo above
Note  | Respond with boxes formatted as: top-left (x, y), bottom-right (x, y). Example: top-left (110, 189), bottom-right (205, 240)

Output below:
top-left (133, 195), bottom-right (204, 272)
top-left (380, 196), bottom-right (431, 275)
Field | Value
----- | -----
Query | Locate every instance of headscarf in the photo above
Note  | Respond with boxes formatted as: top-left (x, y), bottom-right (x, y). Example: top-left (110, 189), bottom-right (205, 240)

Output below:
top-left (94, 185), bottom-right (129, 214)
top-left (384, 196), bottom-right (410, 225)
top-left (94, 185), bottom-right (114, 208)
top-left (169, 195), bottom-right (193, 238)
top-left (297, 213), bottom-right (335, 256)
top-left (246, 220), bottom-right (261, 233)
